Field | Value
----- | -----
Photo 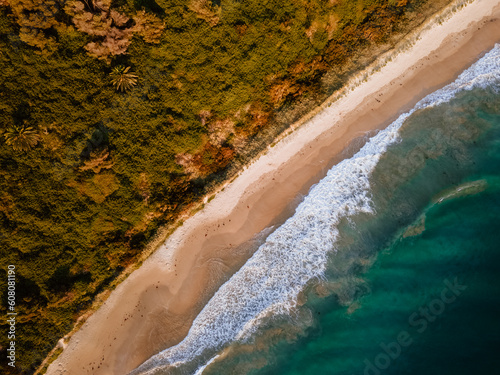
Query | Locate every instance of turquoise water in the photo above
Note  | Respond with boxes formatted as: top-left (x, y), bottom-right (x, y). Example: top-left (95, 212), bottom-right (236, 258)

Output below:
top-left (254, 179), bottom-right (500, 374)
top-left (133, 47), bottom-right (500, 375)
top-left (254, 183), bottom-right (500, 375)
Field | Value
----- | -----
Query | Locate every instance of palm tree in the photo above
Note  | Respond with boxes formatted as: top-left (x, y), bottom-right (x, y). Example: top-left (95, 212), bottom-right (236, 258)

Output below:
top-left (110, 66), bottom-right (138, 92)
top-left (3, 124), bottom-right (40, 151)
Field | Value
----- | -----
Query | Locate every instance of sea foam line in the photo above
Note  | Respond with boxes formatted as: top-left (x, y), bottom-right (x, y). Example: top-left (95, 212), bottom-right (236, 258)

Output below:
top-left (131, 44), bottom-right (500, 375)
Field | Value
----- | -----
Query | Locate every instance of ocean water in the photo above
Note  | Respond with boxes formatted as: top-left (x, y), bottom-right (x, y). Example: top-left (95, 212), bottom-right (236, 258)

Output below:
top-left (131, 45), bottom-right (500, 375)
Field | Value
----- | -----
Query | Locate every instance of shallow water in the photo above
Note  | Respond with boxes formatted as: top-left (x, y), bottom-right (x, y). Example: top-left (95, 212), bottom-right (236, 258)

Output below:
top-left (132, 45), bottom-right (500, 375)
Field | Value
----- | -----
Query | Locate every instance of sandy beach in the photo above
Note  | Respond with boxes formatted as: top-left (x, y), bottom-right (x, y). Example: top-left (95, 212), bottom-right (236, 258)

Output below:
top-left (46, 1), bottom-right (500, 374)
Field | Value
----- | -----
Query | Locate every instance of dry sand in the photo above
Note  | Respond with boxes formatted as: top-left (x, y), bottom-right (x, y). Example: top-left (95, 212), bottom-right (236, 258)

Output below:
top-left (46, 1), bottom-right (500, 374)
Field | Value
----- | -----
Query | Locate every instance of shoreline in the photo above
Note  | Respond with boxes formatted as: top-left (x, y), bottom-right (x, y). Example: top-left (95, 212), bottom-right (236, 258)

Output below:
top-left (46, 1), bottom-right (500, 374)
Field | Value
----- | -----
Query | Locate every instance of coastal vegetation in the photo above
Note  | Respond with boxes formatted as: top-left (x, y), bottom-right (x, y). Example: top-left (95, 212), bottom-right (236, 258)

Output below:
top-left (0, 0), bottom-right (452, 373)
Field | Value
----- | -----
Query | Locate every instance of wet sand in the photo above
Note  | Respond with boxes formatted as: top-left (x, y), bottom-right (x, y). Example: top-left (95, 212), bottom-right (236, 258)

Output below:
top-left (46, 1), bottom-right (500, 374)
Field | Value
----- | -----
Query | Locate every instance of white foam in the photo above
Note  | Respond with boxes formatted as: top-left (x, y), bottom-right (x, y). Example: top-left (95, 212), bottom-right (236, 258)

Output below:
top-left (131, 44), bottom-right (500, 375)
top-left (193, 355), bottom-right (220, 375)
